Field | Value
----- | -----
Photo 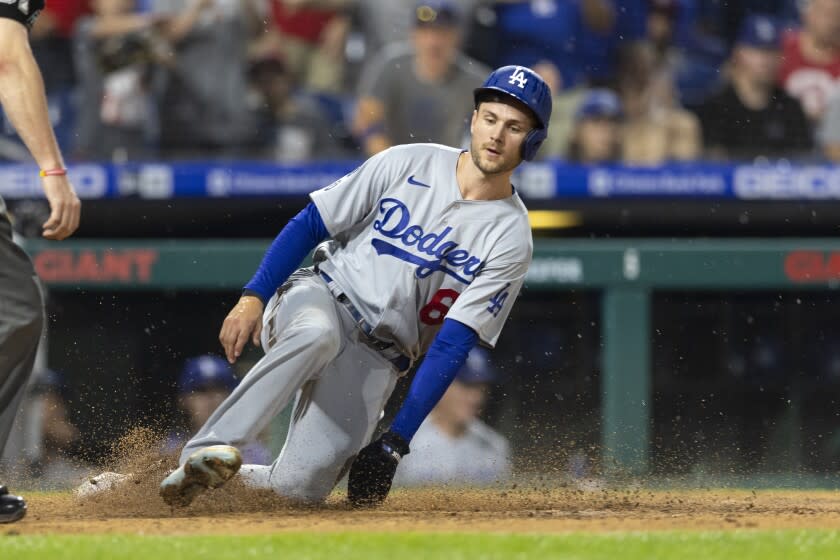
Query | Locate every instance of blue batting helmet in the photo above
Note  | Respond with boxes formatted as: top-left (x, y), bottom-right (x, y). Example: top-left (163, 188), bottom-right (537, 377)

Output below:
top-left (456, 347), bottom-right (498, 385)
top-left (178, 355), bottom-right (239, 394)
top-left (473, 65), bottom-right (553, 161)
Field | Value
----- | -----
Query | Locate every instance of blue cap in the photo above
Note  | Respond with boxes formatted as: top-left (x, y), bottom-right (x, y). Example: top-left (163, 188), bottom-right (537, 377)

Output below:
top-left (455, 347), bottom-right (498, 385)
top-left (414, 0), bottom-right (460, 27)
top-left (736, 15), bottom-right (781, 49)
top-left (575, 89), bottom-right (622, 121)
top-left (178, 355), bottom-right (238, 394)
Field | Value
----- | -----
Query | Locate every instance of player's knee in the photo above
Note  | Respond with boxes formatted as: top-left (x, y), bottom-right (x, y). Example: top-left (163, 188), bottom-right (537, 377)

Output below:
top-left (271, 464), bottom-right (335, 504)
top-left (301, 320), bottom-right (341, 358)
top-left (271, 447), bottom-right (347, 504)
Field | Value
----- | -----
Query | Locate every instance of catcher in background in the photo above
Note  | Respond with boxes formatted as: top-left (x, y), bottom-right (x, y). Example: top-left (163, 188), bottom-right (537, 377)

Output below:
top-left (0, 0), bottom-right (81, 524)
top-left (162, 355), bottom-right (271, 466)
top-left (393, 347), bottom-right (511, 487)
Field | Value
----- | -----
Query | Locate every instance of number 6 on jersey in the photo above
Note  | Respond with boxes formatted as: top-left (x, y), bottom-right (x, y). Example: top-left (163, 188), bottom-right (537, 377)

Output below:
top-left (419, 289), bottom-right (460, 325)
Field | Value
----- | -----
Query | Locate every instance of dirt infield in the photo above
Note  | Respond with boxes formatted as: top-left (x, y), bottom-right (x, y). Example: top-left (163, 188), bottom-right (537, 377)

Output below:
top-left (4, 432), bottom-right (839, 536)
top-left (7, 484), bottom-right (840, 535)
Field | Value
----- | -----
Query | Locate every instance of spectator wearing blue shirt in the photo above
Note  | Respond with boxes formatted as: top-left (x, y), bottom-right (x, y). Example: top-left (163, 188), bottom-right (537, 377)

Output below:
top-left (646, 0), bottom-right (728, 108)
top-left (492, 0), bottom-right (617, 90)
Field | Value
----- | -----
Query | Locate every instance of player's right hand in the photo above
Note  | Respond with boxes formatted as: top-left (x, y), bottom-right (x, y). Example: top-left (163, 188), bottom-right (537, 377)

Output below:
top-left (219, 296), bottom-right (264, 364)
top-left (347, 431), bottom-right (410, 508)
top-left (41, 176), bottom-right (81, 240)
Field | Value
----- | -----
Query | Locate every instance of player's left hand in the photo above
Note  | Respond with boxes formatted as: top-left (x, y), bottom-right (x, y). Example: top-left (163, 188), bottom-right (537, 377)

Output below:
top-left (347, 430), bottom-right (409, 508)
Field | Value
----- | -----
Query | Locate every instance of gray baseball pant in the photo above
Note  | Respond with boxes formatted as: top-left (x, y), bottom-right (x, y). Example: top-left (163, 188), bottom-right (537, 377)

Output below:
top-left (0, 213), bottom-right (44, 456)
top-left (180, 272), bottom-right (399, 503)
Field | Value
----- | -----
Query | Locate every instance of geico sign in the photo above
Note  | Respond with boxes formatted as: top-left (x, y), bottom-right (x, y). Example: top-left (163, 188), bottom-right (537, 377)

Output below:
top-left (33, 249), bottom-right (158, 283)
top-left (785, 251), bottom-right (840, 282)
top-left (734, 166), bottom-right (840, 199)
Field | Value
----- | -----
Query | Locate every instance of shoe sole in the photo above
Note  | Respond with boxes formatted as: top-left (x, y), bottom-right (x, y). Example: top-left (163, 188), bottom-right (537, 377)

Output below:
top-left (160, 445), bottom-right (242, 507)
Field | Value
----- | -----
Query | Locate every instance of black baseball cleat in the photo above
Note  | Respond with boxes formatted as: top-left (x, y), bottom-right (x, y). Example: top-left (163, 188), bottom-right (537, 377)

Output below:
top-left (0, 486), bottom-right (27, 524)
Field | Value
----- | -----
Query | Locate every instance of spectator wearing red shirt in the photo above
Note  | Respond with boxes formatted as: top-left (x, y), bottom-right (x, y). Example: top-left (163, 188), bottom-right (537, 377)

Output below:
top-left (779, 0), bottom-right (840, 122)
top-left (35, 0), bottom-right (90, 37)
top-left (251, 0), bottom-right (352, 93)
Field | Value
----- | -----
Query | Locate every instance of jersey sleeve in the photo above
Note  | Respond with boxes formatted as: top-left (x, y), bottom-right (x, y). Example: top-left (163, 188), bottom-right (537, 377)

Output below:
top-left (445, 258), bottom-right (529, 348)
top-left (309, 147), bottom-right (400, 236)
top-left (0, 0), bottom-right (44, 28)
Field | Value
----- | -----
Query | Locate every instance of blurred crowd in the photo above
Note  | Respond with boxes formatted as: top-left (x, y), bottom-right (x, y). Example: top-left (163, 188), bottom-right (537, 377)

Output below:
top-left (6, 0), bottom-right (840, 165)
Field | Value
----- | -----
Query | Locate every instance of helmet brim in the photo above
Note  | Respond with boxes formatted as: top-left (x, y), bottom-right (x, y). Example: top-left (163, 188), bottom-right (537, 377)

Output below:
top-left (473, 86), bottom-right (547, 129)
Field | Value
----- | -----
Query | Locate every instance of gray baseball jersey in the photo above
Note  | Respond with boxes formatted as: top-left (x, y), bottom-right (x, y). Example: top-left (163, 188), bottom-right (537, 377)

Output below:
top-left (310, 143), bottom-right (532, 360)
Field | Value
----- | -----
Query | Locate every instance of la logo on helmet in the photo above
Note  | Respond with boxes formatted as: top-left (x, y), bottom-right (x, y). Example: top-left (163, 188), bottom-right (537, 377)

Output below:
top-left (508, 68), bottom-right (528, 89)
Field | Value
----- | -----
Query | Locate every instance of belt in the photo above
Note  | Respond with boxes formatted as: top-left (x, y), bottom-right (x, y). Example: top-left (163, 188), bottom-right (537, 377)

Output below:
top-left (318, 270), bottom-right (411, 373)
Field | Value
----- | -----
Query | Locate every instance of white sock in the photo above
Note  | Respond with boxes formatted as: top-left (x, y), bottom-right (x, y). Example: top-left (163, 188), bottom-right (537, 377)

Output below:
top-left (239, 464), bottom-right (272, 489)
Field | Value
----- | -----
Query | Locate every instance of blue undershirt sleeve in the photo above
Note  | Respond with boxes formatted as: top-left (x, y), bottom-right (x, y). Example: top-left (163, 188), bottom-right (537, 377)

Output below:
top-left (390, 318), bottom-right (479, 442)
top-left (243, 202), bottom-right (330, 303)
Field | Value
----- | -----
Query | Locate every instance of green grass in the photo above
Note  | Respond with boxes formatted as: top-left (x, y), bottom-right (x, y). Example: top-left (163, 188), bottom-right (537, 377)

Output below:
top-left (4, 531), bottom-right (840, 560)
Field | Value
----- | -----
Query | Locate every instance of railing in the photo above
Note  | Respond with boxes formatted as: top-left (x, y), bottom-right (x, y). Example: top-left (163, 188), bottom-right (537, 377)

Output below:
top-left (5, 160), bottom-right (840, 201)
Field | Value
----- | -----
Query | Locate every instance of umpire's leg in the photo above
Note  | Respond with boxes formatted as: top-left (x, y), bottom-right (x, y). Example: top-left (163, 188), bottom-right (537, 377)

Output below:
top-left (0, 214), bottom-right (44, 454)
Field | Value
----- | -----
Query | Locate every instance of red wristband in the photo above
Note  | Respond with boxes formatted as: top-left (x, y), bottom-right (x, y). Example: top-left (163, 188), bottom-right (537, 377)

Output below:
top-left (39, 168), bottom-right (67, 177)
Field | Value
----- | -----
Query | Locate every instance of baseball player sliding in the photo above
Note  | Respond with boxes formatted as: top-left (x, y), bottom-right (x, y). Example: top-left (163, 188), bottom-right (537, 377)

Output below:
top-left (159, 65), bottom-right (552, 508)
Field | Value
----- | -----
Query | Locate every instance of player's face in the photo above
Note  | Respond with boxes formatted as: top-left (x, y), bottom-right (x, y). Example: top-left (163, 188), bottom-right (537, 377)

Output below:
top-left (469, 101), bottom-right (533, 175)
top-left (437, 381), bottom-right (487, 428)
top-left (183, 389), bottom-right (229, 430)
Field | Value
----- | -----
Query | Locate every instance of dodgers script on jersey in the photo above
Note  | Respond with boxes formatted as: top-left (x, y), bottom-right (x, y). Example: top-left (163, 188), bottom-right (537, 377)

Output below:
top-left (310, 143), bottom-right (533, 361)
